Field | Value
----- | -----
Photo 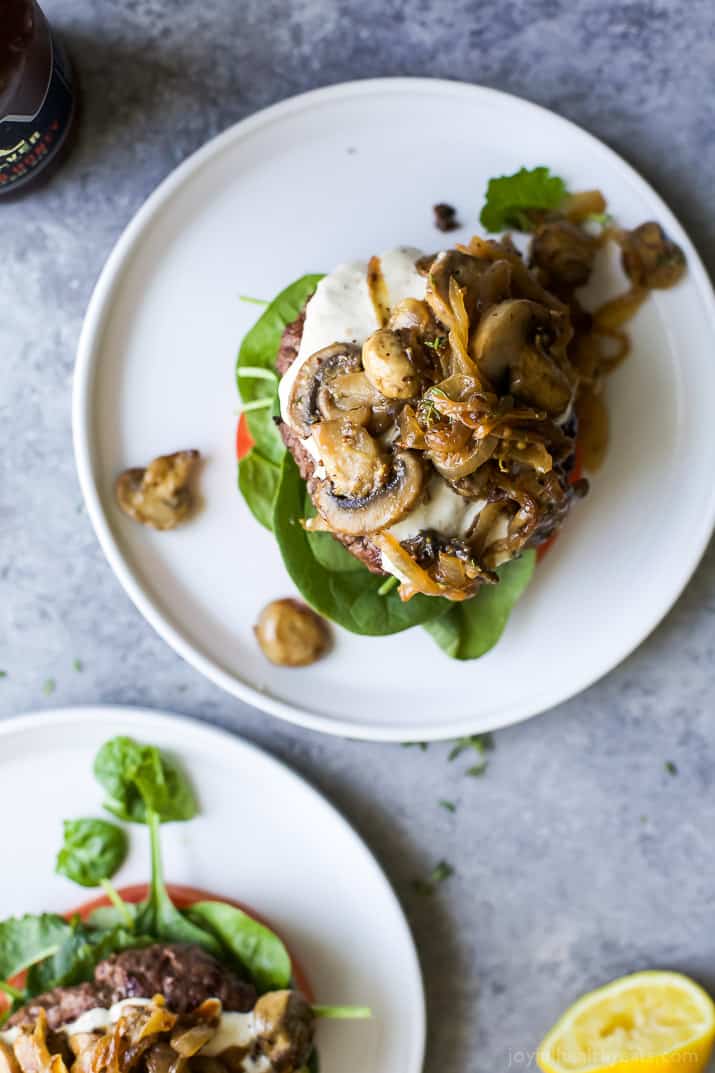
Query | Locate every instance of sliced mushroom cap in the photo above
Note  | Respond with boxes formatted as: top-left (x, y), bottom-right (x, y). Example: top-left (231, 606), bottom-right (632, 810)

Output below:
top-left (425, 250), bottom-right (490, 324)
top-left (530, 220), bottom-right (597, 289)
top-left (286, 343), bottom-right (362, 437)
top-left (471, 299), bottom-right (573, 416)
top-left (116, 450), bottom-right (200, 531)
top-left (313, 450), bottom-right (425, 536)
top-left (253, 991), bottom-right (314, 1073)
top-left (312, 419), bottom-right (388, 499)
top-left (621, 221), bottom-right (686, 289)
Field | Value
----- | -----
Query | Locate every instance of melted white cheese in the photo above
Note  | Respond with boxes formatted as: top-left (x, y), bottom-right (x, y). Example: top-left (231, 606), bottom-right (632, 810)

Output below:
top-left (278, 246), bottom-right (426, 422)
top-left (277, 246), bottom-right (501, 578)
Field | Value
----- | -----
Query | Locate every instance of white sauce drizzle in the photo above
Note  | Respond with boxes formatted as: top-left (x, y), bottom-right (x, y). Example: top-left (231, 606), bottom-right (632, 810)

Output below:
top-left (277, 246), bottom-right (511, 577)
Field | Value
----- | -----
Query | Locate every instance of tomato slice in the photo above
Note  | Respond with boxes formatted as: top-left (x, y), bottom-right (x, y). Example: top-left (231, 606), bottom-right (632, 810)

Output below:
top-left (3, 884), bottom-right (313, 1012)
top-left (236, 415), bottom-right (254, 462)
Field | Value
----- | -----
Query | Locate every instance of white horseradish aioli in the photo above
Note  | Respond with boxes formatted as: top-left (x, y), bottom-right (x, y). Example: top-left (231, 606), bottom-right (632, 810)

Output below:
top-left (277, 246), bottom-right (504, 578)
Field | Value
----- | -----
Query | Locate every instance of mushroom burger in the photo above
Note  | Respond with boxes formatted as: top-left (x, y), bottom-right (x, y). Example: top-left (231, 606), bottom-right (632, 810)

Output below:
top-left (236, 167), bottom-right (686, 655)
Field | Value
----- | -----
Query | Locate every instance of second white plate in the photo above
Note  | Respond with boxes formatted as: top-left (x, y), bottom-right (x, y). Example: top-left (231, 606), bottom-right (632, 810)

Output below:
top-left (0, 707), bottom-right (425, 1073)
top-left (73, 78), bottom-right (715, 740)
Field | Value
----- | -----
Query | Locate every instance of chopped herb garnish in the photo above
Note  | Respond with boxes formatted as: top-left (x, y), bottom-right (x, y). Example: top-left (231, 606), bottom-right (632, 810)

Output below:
top-left (480, 166), bottom-right (567, 233)
top-left (665, 761), bottom-right (678, 776)
top-left (72, 659), bottom-right (82, 672)
top-left (424, 336), bottom-right (445, 351)
top-left (439, 799), bottom-right (457, 813)
top-left (239, 294), bottom-right (270, 305)
top-left (412, 859), bottom-right (454, 895)
top-left (378, 576), bottom-right (399, 596)
top-left (238, 397), bottom-right (275, 413)
top-left (402, 741), bottom-right (429, 751)
top-left (0, 671), bottom-right (6, 679)
top-left (42, 678), bottom-right (56, 696)
top-left (237, 366), bottom-right (278, 382)
top-left (466, 762), bottom-right (488, 777)
top-left (448, 732), bottom-right (494, 763)
top-left (585, 211), bottom-right (613, 227)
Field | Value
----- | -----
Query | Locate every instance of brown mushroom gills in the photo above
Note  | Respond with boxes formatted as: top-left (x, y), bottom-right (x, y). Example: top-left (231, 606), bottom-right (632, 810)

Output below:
top-left (313, 450), bottom-right (425, 537)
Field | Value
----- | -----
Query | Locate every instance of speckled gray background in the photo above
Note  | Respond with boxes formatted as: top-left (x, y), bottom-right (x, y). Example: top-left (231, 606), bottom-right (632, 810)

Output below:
top-left (2, 2), bottom-right (715, 1070)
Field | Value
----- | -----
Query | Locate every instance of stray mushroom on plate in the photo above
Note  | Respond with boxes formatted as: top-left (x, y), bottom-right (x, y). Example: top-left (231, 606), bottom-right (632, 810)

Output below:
top-left (116, 450), bottom-right (200, 531)
top-left (254, 598), bottom-right (331, 667)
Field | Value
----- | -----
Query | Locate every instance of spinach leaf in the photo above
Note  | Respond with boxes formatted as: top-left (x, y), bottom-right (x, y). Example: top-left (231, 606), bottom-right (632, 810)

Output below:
top-left (273, 453), bottom-right (452, 635)
top-left (86, 903), bottom-right (138, 931)
top-left (94, 737), bottom-right (197, 824)
top-left (56, 819), bottom-right (127, 888)
top-left (480, 167), bottom-right (567, 232)
top-left (26, 923), bottom-right (152, 994)
top-left (424, 551), bottom-right (536, 659)
top-left (134, 811), bottom-right (222, 956)
top-left (236, 275), bottom-right (323, 530)
top-left (186, 901), bottom-right (291, 994)
top-left (238, 451), bottom-right (282, 532)
top-left (0, 914), bottom-right (71, 980)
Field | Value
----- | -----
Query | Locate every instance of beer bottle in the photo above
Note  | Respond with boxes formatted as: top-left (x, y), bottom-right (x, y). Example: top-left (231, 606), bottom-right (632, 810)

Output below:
top-left (0, 0), bottom-right (75, 196)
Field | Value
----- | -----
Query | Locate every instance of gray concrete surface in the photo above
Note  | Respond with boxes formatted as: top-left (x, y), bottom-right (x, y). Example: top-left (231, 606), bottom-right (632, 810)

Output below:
top-left (2, 1), bottom-right (715, 1070)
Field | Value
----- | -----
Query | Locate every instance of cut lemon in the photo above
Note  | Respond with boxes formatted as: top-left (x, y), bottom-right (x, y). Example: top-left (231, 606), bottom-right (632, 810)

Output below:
top-left (537, 970), bottom-right (715, 1073)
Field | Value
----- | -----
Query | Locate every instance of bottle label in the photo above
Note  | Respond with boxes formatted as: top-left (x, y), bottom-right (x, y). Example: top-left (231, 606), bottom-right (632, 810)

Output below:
top-left (0, 24), bottom-right (74, 193)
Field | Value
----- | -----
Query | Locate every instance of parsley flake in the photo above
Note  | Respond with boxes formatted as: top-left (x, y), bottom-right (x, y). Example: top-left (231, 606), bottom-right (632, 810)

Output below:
top-left (412, 859), bottom-right (454, 895)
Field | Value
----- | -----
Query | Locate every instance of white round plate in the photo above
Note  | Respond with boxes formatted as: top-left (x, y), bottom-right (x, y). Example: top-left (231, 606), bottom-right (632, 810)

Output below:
top-left (74, 78), bottom-right (715, 741)
top-left (0, 706), bottom-right (425, 1073)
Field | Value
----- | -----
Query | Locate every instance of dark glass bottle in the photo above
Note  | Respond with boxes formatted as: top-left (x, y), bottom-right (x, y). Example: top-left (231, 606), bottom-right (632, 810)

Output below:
top-left (0, 0), bottom-right (75, 196)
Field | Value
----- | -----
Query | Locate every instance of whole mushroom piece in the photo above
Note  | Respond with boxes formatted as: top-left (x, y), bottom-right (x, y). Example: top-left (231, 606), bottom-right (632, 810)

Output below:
top-left (254, 599), bottom-right (331, 667)
top-left (252, 990), bottom-right (315, 1073)
top-left (620, 221), bottom-right (686, 290)
top-left (471, 299), bottom-right (573, 417)
top-left (116, 450), bottom-right (200, 531)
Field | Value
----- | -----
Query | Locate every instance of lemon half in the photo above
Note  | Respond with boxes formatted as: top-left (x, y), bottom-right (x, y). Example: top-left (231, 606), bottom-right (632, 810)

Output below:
top-left (537, 970), bottom-right (715, 1073)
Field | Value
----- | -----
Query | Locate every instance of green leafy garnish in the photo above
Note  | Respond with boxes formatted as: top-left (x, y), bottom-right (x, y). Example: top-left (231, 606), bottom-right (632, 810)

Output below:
top-left (239, 294), bottom-right (270, 305)
top-left (186, 901), bottom-right (291, 994)
top-left (448, 733), bottom-right (494, 776)
top-left (26, 922), bottom-right (152, 994)
top-left (665, 761), bottom-right (678, 776)
top-left (480, 166), bottom-right (567, 232)
top-left (402, 742), bottom-right (428, 751)
top-left (0, 914), bottom-right (71, 980)
top-left (94, 736), bottom-right (197, 824)
top-left (425, 552), bottom-right (535, 659)
top-left (439, 799), bottom-right (456, 813)
top-left (273, 454), bottom-right (451, 636)
top-left (134, 811), bottom-right (222, 955)
top-left (412, 860), bottom-right (454, 896)
top-left (42, 678), bottom-right (55, 696)
top-left (72, 659), bottom-right (83, 672)
top-left (236, 275), bottom-right (323, 530)
top-left (56, 818), bottom-right (127, 888)
top-left (312, 1005), bottom-right (372, 1019)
